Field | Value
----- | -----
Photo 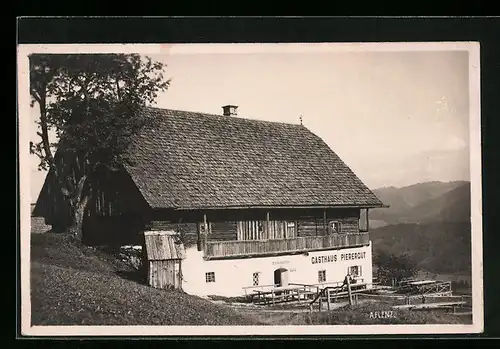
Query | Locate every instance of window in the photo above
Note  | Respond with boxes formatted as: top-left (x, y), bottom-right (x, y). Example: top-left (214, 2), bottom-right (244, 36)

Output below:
top-left (252, 272), bottom-right (260, 286)
top-left (205, 272), bottom-right (215, 283)
top-left (318, 270), bottom-right (326, 283)
top-left (285, 221), bottom-right (297, 238)
top-left (329, 221), bottom-right (342, 234)
top-left (348, 266), bottom-right (362, 278)
top-left (198, 222), bottom-right (212, 234)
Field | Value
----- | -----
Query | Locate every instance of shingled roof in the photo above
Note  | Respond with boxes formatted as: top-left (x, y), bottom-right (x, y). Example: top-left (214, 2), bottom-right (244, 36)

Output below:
top-left (124, 107), bottom-right (384, 210)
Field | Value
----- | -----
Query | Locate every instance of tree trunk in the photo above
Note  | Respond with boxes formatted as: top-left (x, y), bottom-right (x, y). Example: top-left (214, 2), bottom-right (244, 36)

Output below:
top-left (69, 195), bottom-right (90, 241)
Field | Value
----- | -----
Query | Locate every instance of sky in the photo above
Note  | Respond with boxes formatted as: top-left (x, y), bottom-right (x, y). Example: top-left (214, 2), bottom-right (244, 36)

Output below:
top-left (28, 45), bottom-right (473, 202)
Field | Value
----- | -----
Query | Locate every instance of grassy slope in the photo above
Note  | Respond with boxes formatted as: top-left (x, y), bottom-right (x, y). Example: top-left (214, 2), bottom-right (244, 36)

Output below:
top-left (31, 233), bottom-right (260, 326)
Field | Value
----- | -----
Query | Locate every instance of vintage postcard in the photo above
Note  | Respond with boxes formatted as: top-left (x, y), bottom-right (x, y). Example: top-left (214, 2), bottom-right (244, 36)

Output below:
top-left (18, 42), bottom-right (483, 336)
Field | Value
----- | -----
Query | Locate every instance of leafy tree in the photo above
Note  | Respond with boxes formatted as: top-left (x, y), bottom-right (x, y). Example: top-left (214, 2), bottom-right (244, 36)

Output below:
top-left (29, 54), bottom-right (170, 240)
top-left (374, 250), bottom-right (419, 286)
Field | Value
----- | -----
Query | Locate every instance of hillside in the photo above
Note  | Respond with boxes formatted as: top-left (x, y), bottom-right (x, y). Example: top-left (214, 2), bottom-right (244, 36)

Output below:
top-left (370, 222), bottom-right (471, 275)
top-left (369, 181), bottom-right (472, 276)
top-left (370, 181), bottom-right (470, 225)
top-left (408, 183), bottom-right (471, 223)
top-left (31, 233), bottom-right (261, 326)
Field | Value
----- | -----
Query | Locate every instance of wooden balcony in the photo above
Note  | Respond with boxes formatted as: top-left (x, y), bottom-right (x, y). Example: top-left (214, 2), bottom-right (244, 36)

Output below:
top-left (204, 232), bottom-right (369, 259)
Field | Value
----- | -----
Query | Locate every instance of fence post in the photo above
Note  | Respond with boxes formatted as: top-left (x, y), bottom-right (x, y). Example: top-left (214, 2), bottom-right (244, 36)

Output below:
top-left (327, 289), bottom-right (331, 311)
top-left (347, 277), bottom-right (353, 306)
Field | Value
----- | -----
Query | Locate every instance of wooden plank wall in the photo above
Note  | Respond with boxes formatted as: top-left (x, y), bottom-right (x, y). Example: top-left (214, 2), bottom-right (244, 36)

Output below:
top-left (87, 170), bottom-right (150, 218)
top-left (150, 219), bottom-right (299, 242)
top-left (359, 208), bottom-right (369, 232)
top-left (297, 218), bottom-right (323, 237)
top-left (83, 214), bottom-right (145, 246)
top-left (148, 208), bottom-right (362, 244)
top-left (266, 221), bottom-right (285, 239)
top-left (297, 217), bottom-right (359, 237)
top-left (148, 221), bottom-right (199, 246)
top-left (235, 220), bottom-right (298, 240)
top-left (150, 220), bottom-right (196, 232)
top-left (210, 222), bottom-right (238, 241)
top-left (333, 217), bottom-right (359, 234)
top-left (148, 260), bottom-right (182, 289)
top-left (35, 169), bottom-right (72, 229)
top-left (148, 221), bottom-right (237, 242)
top-left (148, 217), bottom-right (360, 243)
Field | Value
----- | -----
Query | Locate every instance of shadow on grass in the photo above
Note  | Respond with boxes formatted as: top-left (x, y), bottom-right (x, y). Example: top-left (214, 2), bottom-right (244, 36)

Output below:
top-left (115, 270), bottom-right (146, 285)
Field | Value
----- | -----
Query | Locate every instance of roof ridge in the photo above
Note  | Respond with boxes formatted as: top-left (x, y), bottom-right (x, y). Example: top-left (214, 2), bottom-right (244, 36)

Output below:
top-left (145, 106), bottom-right (306, 128)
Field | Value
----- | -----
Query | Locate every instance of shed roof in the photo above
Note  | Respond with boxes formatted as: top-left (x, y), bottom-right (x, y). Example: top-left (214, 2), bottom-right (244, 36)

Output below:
top-left (124, 107), bottom-right (385, 210)
top-left (144, 231), bottom-right (186, 261)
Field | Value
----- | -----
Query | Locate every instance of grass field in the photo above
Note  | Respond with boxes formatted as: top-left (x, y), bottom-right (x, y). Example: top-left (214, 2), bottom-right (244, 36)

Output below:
top-left (30, 233), bottom-right (260, 326)
top-left (30, 232), bottom-right (473, 326)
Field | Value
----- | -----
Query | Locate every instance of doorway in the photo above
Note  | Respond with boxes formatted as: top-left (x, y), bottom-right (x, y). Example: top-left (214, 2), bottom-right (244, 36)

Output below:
top-left (274, 267), bottom-right (289, 287)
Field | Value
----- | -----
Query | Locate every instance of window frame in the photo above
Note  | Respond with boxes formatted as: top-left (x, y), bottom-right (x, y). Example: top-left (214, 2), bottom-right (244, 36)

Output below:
top-left (318, 269), bottom-right (327, 283)
top-left (347, 265), bottom-right (363, 278)
top-left (285, 220), bottom-right (297, 238)
top-left (198, 222), bottom-right (212, 234)
top-left (252, 272), bottom-right (260, 286)
top-left (205, 271), bottom-right (216, 283)
top-left (328, 220), bottom-right (342, 234)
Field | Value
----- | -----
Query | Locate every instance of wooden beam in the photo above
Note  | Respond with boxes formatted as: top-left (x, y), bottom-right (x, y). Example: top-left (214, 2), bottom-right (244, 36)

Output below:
top-left (266, 212), bottom-right (270, 240)
top-left (366, 209), bottom-right (370, 232)
top-left (173, 204), bottom-right (387, 210)
top-left (203, 213), bottom-right (208, 251)
top-left (196, 221), bottom-right (202, 251)
top-left (323, 209), bottom-right (327, 235)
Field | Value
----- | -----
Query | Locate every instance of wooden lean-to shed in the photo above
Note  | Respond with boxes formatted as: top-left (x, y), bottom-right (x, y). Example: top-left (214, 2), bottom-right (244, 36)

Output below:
top-left (143, 231), bottom-right (186, 290)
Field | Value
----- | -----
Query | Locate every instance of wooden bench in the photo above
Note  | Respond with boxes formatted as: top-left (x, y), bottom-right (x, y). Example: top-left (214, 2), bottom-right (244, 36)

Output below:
top-left (393, 301), bottom-right (466, 311)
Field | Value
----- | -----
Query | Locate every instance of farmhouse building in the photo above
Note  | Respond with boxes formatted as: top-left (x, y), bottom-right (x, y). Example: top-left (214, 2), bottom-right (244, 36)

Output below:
top-left (34, 105), bottom-right (385, 297)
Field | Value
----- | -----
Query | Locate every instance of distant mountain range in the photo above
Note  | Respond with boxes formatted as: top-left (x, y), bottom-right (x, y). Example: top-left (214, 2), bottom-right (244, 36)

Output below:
top-left (369, 180), bottom-right (472, 275)
top-left (370, 180), bottom-right (471, 226)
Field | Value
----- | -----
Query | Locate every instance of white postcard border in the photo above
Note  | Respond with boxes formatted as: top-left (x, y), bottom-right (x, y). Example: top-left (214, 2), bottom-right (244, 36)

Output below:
top-left (17, 42), bottom-right (483, 336)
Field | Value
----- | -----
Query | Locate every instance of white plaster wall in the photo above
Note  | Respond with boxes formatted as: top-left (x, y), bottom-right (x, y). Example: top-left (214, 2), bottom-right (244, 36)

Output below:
top-left (181, 241), bottom-right (373, 297)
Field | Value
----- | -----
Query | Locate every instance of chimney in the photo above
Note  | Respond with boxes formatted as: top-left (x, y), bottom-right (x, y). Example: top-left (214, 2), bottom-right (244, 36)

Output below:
top-left (222, 105), bottom-right (238, 116)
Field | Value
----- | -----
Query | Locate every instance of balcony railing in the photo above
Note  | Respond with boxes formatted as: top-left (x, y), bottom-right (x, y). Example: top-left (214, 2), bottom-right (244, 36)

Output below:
top-left (204, 232), bottom-right (369, 259)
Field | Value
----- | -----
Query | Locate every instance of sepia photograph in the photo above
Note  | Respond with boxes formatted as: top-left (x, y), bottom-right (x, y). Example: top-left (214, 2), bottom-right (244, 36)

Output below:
top-left (18, 42), bottom-right (482, 336)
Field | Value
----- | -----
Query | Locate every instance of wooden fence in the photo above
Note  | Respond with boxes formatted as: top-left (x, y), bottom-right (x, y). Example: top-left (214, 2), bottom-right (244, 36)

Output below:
top-left (205, 232), bottom-right (369, 259)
